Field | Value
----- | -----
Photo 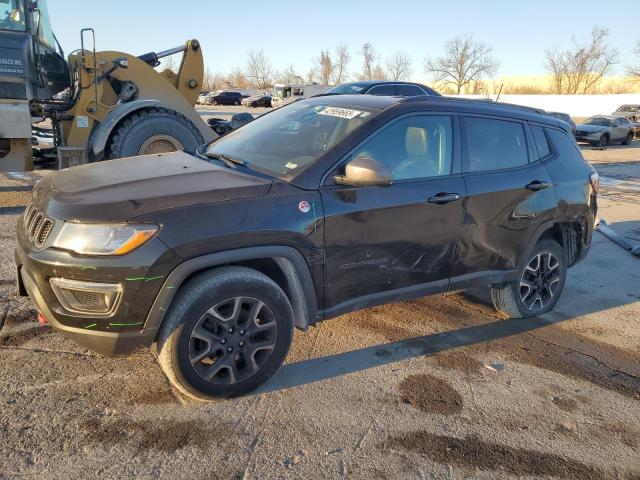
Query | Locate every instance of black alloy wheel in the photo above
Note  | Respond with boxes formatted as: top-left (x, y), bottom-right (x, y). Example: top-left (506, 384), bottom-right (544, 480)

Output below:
top-left (519, 251), bottom-right (561, 312)
top-left (188, 296), bottom-right (277, 384)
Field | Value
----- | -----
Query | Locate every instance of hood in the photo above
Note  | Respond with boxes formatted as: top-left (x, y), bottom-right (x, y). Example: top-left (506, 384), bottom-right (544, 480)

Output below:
top-left (575, 124), bottom-right (608, 133)
top-left (34, 151), bottom-right (272, 222)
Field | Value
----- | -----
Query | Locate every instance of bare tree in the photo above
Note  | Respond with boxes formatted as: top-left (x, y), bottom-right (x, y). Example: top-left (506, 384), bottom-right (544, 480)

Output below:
top-left (359, 42), bottom-right (379, 80)
top-left (306, 68), bottom-right (316, 85)
top-left (245, 50), bottom-right (273, 89)
top-left (275, 65), bottom-right (304, 85)
top-left (385, 51), bottom-right (413, 81)
top-left (223, 68), bottom-right (250, 89)
top-left (424, 35), bottom-right (499, 94)
top-left (203, 67), bottom-right (224, 91)
top-left (372, 65), bottom-right (386, 81)
top-left (314, 50), bottom-right (334, 85)
top-left (333, 44), bottom-right (350, 84)
top-left (161, 55), bottom-right (177, 72)
top-left (544, 27), bottom-right (619, 94)
top-left (626, 40), bottom-right (640, 80)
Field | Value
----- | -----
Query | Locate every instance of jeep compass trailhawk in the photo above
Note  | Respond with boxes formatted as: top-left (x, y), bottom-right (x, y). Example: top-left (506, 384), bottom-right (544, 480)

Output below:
top-left (16, 95), bottom-right (598, 400)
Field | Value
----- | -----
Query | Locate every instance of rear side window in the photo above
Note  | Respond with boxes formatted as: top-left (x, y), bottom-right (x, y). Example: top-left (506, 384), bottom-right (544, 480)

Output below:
top-left (546, 128), bottom-right (583, 159)
top-left (395, 85), bottom-right (425, 96)
top-left (368, 85), bottom-right (395, 96)
top-left (530, 125), bottom-right (551, 159)
top-left (463, 117), bottom-right (529, 172)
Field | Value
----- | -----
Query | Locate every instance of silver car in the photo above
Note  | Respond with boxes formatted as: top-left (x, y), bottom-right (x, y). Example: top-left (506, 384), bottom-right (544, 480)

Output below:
top-left (574, 115), bottom-right (634, 147)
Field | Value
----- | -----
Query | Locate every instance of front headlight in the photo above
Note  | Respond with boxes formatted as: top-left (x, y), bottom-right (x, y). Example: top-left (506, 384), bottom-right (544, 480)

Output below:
top-left (52, 223), bottom-right (158, 256)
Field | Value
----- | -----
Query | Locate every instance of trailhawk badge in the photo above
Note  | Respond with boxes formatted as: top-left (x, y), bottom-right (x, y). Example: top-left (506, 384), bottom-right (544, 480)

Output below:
top-left (298, 201), bottom-right (311, 213)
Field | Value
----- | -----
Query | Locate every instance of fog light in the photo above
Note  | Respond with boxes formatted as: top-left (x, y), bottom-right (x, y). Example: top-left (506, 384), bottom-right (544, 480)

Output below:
top-left (49, 278), bottom-right (122, 316)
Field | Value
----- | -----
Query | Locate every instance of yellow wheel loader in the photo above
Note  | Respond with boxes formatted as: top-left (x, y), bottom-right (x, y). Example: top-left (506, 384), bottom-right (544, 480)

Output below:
top-left (0, 0), bottom-right (216, 172)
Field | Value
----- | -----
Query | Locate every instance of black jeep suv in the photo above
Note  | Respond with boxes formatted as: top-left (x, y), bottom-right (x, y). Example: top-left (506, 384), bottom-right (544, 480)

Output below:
top-left (15, 95), bottom-right (598, 400)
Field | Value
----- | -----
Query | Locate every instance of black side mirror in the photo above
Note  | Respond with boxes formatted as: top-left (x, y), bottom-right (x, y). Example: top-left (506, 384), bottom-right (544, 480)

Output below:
top-left (334, 155), bottom-right (392, 187)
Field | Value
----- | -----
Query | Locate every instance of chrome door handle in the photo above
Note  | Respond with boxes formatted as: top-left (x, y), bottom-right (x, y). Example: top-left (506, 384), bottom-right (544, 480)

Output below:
top-left (525, 181), bottom-right (552, 191)
top-left (427, 193), bottom-right (460, 205)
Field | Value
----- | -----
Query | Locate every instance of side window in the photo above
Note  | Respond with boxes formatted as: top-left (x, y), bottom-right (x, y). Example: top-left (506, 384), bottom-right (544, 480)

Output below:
top-left (368, 85), bottom-right (395, 96)
top-left (612, 119), bottom-right (620, 127)
top-left (31, 0), bottom-right (56, 48)
top-left (546, 128), bottom-right (583, 159)
top-left (530, 125), bottom-right (551, 160)
top-left (395, 85), bottom-right (424, 96)
top-left (348, 115), bottom-right (453, 181)
top-left (464, 117), bottom-right (528, 172)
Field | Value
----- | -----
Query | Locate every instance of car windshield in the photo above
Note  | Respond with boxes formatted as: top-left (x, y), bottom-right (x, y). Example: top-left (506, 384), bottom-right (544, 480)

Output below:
top-left (585, 117), bottom-right (612, 126)
top-left (205, 101), bottom-right (374, 179)
top-left (327, 83), bottom-right (369, 94)
top-left (616, 105), bottom-right (637, 112)
top-left (0, 0), bottom-right (25, 31)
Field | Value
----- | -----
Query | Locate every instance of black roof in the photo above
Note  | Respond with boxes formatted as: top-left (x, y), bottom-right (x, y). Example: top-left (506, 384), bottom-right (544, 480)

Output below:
top-left (300, 94), bottom-right (564, 128)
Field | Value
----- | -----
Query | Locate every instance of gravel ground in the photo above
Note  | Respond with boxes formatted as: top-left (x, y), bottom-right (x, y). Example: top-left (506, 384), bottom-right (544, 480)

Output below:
top-left (0, 145), bottom-right (639, 479)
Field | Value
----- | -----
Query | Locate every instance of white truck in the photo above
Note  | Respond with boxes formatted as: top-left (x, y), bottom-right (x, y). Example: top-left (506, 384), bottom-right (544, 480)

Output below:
top-left (270, 83), bottom-right (330, 108)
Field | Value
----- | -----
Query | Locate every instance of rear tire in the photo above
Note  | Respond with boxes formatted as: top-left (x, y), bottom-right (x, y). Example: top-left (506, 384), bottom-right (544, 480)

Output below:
top-left (623, 132), bottom-right (633, 145)
top-left (107, 108), bottom-right (204, 159)
top-left (156, 267), bottom-right (294, 400)
top-left (234, 100), bottom-right (241, 106)
top-left (490, 239), bottom-right (566, 319)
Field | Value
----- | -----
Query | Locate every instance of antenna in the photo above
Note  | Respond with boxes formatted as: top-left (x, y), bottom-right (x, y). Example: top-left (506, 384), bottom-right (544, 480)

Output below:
top-left (495, 83), bottom-right (504, 103)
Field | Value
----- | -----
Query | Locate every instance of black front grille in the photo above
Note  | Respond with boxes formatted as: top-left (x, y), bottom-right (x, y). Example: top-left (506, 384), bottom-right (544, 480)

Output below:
top-left (23, 202), bottom-right (55, 248)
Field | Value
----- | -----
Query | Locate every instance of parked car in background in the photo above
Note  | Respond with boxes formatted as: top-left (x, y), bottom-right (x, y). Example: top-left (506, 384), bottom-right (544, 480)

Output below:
top-left (574, 115), bottom-right (634, 147)
top-left (326, 80), bottom-right (440, 97)
top-left (242, 94), bottom-right (272, 108)
top-left (208, 91), bottom-right (244, 106)
top-left (16, 95), bottom-right (597, 399)
top-left (197, 92), bottom-right (210, 105)
top-left (612, 104), bottom-right (640, 122)
top-left (546, 111), bottom-right (576, 134)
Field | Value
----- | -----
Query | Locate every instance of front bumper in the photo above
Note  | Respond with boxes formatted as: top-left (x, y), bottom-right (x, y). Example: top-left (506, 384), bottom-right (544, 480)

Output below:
top-left (18, 265), bottom-right (157, 356)
top-left (15, 228), bottom-right (178, 356)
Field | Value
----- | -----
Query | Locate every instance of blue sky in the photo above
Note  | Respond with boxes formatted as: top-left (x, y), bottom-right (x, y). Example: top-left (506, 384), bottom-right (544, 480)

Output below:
top-left (50, 0), bottom-right (638, 82)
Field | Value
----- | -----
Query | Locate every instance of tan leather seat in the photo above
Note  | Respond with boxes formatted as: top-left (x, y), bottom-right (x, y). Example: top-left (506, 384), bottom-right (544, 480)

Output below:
top-left (405, 127), bottom-right (428, 157)
top-left (394, 127), bottom-right (438, 179)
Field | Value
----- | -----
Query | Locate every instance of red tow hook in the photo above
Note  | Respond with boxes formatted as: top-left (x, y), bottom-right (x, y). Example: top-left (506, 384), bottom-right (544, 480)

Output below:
top-left (37, 311), bottom-right (48, 325)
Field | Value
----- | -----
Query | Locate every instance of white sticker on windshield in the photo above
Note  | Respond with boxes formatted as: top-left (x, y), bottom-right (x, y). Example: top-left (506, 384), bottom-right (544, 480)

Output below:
top-left (285, 162), bottom-right (298, 169)
top-left (350, 86), bottom-right (364, 92)
top-left (319, 107), bottom-right (363, 120)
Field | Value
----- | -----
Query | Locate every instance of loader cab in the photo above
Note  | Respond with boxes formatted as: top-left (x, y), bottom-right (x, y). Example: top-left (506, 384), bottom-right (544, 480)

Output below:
top-left (0, 0), bottom-right (68, 101)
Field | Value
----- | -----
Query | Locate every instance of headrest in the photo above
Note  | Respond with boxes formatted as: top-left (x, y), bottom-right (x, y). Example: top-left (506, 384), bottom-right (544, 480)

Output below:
top-left (405, 127), bottom-right (428, 157)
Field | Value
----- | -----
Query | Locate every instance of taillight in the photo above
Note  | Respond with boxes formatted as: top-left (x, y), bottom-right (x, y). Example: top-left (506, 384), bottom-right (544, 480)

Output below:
top-left (589, 172), bottom-right (599, 194)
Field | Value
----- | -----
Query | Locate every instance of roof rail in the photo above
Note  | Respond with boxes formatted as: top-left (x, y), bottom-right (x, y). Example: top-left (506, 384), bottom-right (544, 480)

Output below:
top-left (401, 95), bottom-right (547, 116)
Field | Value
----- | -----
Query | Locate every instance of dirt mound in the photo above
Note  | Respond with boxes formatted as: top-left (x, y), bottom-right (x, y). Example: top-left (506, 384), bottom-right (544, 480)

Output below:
top-left (398, 374), bottom-right (463, 415)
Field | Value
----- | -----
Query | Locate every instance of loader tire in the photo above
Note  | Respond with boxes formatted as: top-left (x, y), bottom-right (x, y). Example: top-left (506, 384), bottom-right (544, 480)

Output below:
top-left (107, 108), bottom-right (205, 159)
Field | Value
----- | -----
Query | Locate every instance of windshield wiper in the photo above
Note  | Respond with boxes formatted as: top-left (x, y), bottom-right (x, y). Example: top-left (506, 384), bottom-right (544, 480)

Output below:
top-left (203, 152), bottom-right (247, 169)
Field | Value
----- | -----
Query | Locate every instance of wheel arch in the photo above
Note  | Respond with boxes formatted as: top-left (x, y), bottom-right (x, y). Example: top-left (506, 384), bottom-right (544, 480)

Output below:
top-left (144, 246), bottom-right (318, 344)
top-left (522, 218), bottom-right (588, 270)
top-left (88, 99), bottom-right (161, 161)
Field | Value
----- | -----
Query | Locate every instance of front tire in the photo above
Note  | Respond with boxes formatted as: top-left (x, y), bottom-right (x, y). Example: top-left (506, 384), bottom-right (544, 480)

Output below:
top-left (491, 239), bottom-right (566, 319)
top-left (107, 108), bottom-right (204, 159)
top-left (596, 134), bottom-right (609, 148)
top-left (156, 267), bottom-right (294, 400)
